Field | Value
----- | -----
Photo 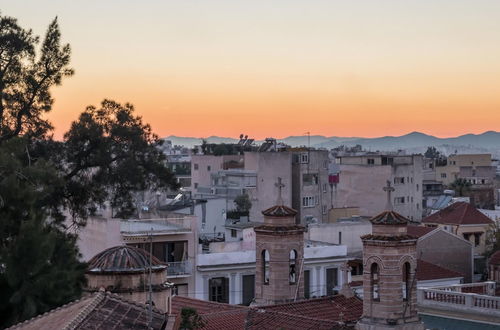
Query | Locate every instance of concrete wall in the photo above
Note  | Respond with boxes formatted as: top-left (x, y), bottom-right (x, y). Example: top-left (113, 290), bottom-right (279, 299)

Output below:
top-left (337, 155), bottom-right (423, 221)
top-left (191, 155), bottom-right (243, 194)
top-left (308, 221), bottom-right (372, 253)
top-left (417, 229), bottom-right (473, 283)
top-left (244, 152), bottom-right (293, 223)
top-left (75, 217), bottom-right (122, 261)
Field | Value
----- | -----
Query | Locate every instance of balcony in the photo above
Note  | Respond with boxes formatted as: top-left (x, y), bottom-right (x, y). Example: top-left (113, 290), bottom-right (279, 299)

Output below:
top-left (120, 216), bottom-right (192, 237)
top-left (167, 261), bottom-right (192, 277)
top-left (418, 282), bottom-right (500, 318)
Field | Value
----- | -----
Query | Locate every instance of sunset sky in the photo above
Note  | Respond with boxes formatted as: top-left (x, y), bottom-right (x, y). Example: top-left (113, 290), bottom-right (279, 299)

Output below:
top-left (3, 1), bottom-right (500, 140)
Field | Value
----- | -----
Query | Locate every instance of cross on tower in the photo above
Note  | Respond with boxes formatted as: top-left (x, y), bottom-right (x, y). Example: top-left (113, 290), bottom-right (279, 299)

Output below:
top-left (275, 177), bottom-right (285, 205)
top-left (383, 180), bottom-right (395, 211)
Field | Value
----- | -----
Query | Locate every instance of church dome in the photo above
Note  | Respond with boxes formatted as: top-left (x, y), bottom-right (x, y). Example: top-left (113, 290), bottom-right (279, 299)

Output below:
top-left (370, 210), bottom-right (409, 225)
top-left (87, 245), bottom-right (167, 274)
top-left (262, 204), bottom-right (297, 217)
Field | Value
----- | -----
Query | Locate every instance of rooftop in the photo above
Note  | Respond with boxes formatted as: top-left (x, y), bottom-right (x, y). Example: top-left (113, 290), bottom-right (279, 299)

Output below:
top-left (87, 245), bottom-right (166, 274)
top-left (261, 204), bottom-right (297, 217)
top-left (7, 291), bottom-right (166, 330)
top-left (407, 225), bottom-right (437, 238)
top-left (490, 250), bottom-right (500, 266)
top-left (416, 259), bottom-right (463, 281)
top-left (370, 210), bottom-right (409, 226)
top-left (422, 202), bottom-right (494, 225)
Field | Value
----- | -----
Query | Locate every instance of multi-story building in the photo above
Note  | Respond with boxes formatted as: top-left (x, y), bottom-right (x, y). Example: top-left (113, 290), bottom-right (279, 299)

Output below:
top-left (291, 149), bottom-right (331, 224)
top-left (335, 154), bottom-right (424, 221)
top-left (74, 211), bottom-right (198, 298)
top-left (191, 154), bottom-right (244, 194)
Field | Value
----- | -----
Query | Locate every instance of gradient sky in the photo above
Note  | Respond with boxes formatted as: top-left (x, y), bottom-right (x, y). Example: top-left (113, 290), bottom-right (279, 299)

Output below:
top-left (2, 1), bottom-right (500, 140)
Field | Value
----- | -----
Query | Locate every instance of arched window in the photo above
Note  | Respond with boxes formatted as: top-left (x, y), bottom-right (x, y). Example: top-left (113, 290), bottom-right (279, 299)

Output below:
top-left (371, 263), bottom-right (380, 301)
top-left (402, 262), bottom-right (411, 301)
top-left (262, 250), bottom-right (270, 284)
top-left (289, 250), bottom-right (297, 284)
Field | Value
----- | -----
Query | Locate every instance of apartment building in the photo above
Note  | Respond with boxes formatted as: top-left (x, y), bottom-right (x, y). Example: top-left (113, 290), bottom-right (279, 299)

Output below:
top-left (335, 154), bottom-right (424, 221)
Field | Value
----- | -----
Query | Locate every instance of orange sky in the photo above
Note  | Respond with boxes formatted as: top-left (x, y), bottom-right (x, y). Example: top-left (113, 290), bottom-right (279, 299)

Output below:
top-left (4, 1), bottom-right (500, 140)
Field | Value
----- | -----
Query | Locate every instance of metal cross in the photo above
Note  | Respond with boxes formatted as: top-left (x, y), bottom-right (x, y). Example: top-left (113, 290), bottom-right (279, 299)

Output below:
top-left (383, 180), bottom-right (395, 211)
top-left (275, 177), bottom-right (285, 205)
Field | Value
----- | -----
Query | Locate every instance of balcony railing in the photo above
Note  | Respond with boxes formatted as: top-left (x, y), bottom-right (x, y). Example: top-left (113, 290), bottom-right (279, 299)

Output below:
top-left (418, 282), bottom-right (500, 317)
top-left (121, 217), bottom-right (192, 236)
top-left (167, 261), bottom-right (192, 276)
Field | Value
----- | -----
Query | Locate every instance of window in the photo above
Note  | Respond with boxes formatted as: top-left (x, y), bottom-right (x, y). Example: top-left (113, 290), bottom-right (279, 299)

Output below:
top-left (402, 262), bottom-right (411, 301)
top-left (338, 231), bottom-right (342, 245)
top-left (394, 197), bottom-right (405, 204)
top-left (367, 158), bottom-right (375, 165)
top-left (207, 165), bottom-right (211, 171)
top-left (262, 250), bottom-right (270, 284)
top-left (371, 263), bottom-right (380, 301)
top-left (242, 275), bottom-right (255, 306)
top-left (231, 229), bottom-right (237, 238)
top-left (416, 184), bottom-right (419, 191)
top-left (441, 173), bottom-right (447, 178)
top-left (323, 160), bottom-right (328, 169)
top-left (302, 196), bottom-right (315, 207)
top-left (322, 205), bottom-right (327, 215)
top-left (289, 250), bottom-right (297, 284)
top-left (303, 173), bottom-right (318, 185)
top-left (300, 153), bottom-right (309, 164)
top-left (304, 270), bottom-right (311, 299)
top-left (417, 203), bottom-right (419, 210)
top-left (326, 268), bottom-right (338, 296)
top-left (209, 277), bottom-right (229, 303)
top-left (394, 177), bottom-right (405, 184)
top-left (322, 183), bottom-right (327, 193)
top-left (474, 233), bottom-right (481, 247)
top-left (194, 182), bottom-right (198, 189)
top-left (194, 163), bottom-right (199, 170)
top-left (351, 263), bottom-right (363, 276)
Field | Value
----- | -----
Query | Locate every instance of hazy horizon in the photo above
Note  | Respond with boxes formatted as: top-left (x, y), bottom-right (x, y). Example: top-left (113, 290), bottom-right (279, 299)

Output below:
top-left (3, 1), bottom-right (500, 140)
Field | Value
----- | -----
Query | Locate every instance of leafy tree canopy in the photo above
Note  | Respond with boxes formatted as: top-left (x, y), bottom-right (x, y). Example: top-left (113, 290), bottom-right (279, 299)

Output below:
top-left (0, 13), bottom-right (178, 328)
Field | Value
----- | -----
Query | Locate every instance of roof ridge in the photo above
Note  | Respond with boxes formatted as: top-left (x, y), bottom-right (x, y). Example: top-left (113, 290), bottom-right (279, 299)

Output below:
top-left (6, 294), bottom-right (95, 330)
top-left (62, 290), bottom-right (106, 330)
top-left (173, 295), bottom-right (249, 310)
top-left (105, 291), bottom-right (166, 314)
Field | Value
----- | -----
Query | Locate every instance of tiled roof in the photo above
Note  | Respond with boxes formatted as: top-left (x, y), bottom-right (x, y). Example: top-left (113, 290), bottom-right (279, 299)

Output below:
top-left (261, 205), bottom-right (297, 217)
top-left (87, 245), bottom-right (167, 274)
top-left (198, 309), bottom-right (352, 330)
top-left (422, 202), bottom-right (493, 225)
top-left (260, 295), bottom-right (363, 323)
top-left (370, 211), bottom-right (409, 225)
top-left (489, 250), bottom-right (500, 265)
top-left (416, 259), bottom-right (463, 281)
top-left (171, 296), bottom-right (247, 315)
top-left (7, 291), bottom-right (166, 330)
top-left (407, 225), bottom-right (436, 238)
top-left (172, 295), bottom-right (362, 330)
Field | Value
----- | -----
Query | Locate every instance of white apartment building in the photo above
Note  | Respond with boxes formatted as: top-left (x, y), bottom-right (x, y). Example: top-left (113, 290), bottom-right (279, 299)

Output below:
top-left (335, 154), bottom-right (424, 221)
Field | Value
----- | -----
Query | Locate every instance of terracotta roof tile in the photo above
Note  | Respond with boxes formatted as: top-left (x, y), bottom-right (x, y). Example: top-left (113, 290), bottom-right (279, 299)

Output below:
top-left (416, 259), bottom-right (463, 281)
top-left (171, 296), bottom-right (247, 315)
top-left (261, 205), bottom-right (297, 217)
top-left (370, 211), bottom-right (409, 225)
top-left (407, 225), bottom-right (436, 238)
top-left (7, 291), bottom-right (166, 330)
top-left (422, 202), bottom-right (493, 226)
top-left (489, 250), bottom-right (500, 265)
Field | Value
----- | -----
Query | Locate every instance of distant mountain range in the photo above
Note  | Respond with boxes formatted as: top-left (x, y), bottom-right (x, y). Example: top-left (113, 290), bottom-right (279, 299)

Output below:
top-left (164, 131), bottom-right (500, 156)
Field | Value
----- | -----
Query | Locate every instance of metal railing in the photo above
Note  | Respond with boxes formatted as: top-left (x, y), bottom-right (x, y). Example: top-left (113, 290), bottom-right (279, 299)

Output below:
top-left (167, 261), bottom-right (192, 276)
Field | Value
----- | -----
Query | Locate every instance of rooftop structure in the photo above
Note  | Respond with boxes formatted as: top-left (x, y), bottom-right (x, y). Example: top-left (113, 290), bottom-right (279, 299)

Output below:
top-left (6, 291), bottom-right (167, 330)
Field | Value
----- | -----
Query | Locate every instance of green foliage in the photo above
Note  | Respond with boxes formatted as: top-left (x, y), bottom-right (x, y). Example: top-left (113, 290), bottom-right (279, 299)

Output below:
top-left (234, 194), bottom-right (252, 213)
top-left (180, 307), bottom-right (205, 330)
top-left (0, 14), bottom-right (73, 142)
top-left (0, 13), bottom-right (179, 328)
top-left (449, 178), bottom-right (471, 197)
top-left (484, 222), bottom-right (500, 258)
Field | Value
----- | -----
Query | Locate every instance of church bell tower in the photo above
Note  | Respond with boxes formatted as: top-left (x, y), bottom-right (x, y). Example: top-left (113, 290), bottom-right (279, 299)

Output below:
top-left (357, 181), bottom-right (424, 330)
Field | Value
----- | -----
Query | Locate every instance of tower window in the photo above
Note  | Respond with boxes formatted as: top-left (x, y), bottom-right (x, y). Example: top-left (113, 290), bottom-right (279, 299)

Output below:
top-left (402, 262), bottom-right (411, 301)
top-left (262, 250), bottom-right (270, 285)
top-left (371, 263), bottom-right (380, 301)
top-left (289, 250), bottom-right (297, 284)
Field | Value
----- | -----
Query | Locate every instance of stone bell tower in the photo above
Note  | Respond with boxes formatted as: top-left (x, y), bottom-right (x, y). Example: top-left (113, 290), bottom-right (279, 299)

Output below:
top-left (254, 177), bottom-right (305, 305)
top-left (357, 181), bottom-right (424, 330)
